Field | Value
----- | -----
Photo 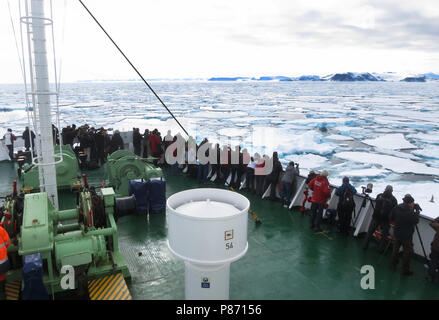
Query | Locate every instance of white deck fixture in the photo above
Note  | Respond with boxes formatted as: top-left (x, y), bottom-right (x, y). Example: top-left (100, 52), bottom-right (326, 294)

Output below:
top-left (21, 0), bottom-right (59, 208)
top-left (167, 188), bottom-right (250, 300)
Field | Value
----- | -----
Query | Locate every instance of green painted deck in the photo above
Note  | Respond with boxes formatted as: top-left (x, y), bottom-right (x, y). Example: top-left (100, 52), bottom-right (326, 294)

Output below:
top-left (1, 160), bottom-right (438, 300)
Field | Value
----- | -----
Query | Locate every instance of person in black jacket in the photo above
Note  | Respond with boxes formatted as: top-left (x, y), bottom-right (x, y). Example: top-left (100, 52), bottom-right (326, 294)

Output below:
top-left (22, 126), bottom-right (35, 152)
top-left (230, 146), bottom-right (244, 189)
top-left (109, 130), bottom-right (124, 154)
top-left (95, 128), bottom-right (107, 165)
top-left (132, 128), bottom-right (142, 156)
top-left (263, 151), bottom-right (283, 200)
top-left (363, 185), bottom-right (397, 251)
top-left (427, 217), bottom-right (439, 282)
top-left (427, 216), bottom-right (439, 282)
top-left (335, 177), bottom-right (357, 235)
top-left (389, 194), bottom-right (419, 276)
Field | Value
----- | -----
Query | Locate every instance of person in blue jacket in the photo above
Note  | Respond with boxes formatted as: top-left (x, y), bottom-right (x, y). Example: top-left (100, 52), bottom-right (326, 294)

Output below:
top-left (335, 177), bottom-right (357, 235)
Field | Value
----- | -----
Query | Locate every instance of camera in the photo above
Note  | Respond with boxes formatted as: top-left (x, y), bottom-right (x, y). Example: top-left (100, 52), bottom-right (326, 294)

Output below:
top-left (414, 203), bottom-right (422, 213)
top-left (361, 183), bottom-right (373, 195)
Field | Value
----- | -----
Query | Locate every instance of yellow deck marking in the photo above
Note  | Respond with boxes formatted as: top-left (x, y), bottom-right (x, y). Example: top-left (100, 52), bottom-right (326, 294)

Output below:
top-left (88, 273), bottom-right (131, 300)
top-left (5, 281), bottom-right (21, 300)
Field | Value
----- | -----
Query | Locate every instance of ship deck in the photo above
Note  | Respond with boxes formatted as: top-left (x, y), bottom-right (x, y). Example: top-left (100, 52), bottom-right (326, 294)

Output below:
top-left (1, 160), bottom-right (438, 300)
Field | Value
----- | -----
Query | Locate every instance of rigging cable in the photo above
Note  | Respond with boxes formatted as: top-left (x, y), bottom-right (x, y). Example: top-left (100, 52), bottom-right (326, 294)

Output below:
top-left (78, 0), bottom-right (190, 137)
top-left (7, 0), bottom-right (25, 80)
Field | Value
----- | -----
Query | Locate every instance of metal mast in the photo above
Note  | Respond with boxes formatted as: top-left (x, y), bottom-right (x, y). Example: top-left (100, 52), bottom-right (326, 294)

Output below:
top-left (21, 0), bottom-right (59, 209)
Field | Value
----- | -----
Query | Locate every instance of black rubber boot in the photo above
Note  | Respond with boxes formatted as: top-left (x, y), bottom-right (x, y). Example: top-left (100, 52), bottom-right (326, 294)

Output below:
top-left (0, 280), bottom-right (6, 300)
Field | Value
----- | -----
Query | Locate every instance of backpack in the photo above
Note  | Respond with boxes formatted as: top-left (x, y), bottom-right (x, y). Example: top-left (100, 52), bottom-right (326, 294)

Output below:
top-left (305, 172), bottom-right (317, 184)
top-left (340, 189), bottom-right (355, 211)
top-left (376, 195), bottom-right (393, 219)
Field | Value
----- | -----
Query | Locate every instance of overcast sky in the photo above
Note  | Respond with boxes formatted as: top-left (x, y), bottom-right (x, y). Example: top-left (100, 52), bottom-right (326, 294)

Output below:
top-left (1, 0), bottom-right (438, 83)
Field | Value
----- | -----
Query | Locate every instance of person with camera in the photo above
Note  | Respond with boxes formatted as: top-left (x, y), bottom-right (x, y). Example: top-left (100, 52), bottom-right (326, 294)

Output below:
top-left (281, 161), bottom-right (300, 208)
top-left (335, 176), bottom-right (357, 235)
top-left (427, 216), bottom-right (439, 282)
top-left (389, 194), bottom-right (420, 276)
top-left (363, 185), bottom-right (397, 251)
top-left (308, 169), bottom-right (331, 232)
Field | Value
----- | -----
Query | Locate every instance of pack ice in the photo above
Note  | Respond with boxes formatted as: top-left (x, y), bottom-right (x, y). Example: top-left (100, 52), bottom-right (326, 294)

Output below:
top-left (335, 152), bottom-right (439, 176)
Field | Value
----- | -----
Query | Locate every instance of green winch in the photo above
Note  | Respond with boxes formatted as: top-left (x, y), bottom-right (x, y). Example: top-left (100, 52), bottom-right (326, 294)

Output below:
top-left (106, 150), bottom-right (163, 196)
top-left (2, 185), bottom-right (130, 296)
top-left (21, 145), bottom-right (80, 191)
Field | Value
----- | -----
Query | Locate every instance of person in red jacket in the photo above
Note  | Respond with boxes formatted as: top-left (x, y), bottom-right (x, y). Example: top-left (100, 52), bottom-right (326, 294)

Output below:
top-left (308, 169), bottom-right (331, 232)
top-left (149, 129), bottom-right (161, 165)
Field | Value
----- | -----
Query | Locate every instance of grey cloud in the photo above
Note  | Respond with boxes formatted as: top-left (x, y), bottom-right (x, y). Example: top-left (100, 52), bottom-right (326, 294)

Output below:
top-left (225, 2), bottom-right (439, 52)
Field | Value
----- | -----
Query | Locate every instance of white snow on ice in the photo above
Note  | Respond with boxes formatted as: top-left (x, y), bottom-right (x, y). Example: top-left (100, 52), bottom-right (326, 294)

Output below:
top-left (408, 132), bottom-right (439, 144)
top-left (335, 152), bottom-right (439, 176)
top-left (283, 153), bottom-right (329, 170)
top-left (326, 134), bottom-right (355, 141)
top-left (218, 128), bottom-right (248, 137)
top-left (362, 133), bottom-right (417, 150)
top-left (412, 146), bottom-right (439, 159)
top-left (246, 127), bottom-right (335, 156)
top-left (339, 167), bottom-right (389, 177)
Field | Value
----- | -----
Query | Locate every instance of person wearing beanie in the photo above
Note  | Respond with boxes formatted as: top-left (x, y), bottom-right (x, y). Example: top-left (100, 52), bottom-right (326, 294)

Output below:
top-left (389, 194), bottom-right (419, 276)
top-left (109, 130), bottom-right (124, 154)
top-left (281, 161), bottom-right (300, 208)
top-left (308, 169), bottom-right (331, 232)
top-left (335, 176), bottom-right (357, 235)
top-left (363, 185), bottom-right (397, 251)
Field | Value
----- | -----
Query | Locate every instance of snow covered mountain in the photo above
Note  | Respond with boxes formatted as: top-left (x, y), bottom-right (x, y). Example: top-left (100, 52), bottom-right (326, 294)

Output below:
top-left (322, 72), bottom-right (382, 81)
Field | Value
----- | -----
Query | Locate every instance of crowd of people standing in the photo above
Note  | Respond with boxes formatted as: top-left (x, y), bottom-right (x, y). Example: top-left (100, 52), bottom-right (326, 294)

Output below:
top-left (1, 124), bottom-right (438, 282)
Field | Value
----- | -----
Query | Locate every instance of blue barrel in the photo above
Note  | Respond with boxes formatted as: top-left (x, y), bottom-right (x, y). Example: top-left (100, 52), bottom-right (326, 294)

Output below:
top-left (147, 177), bottom-right (166, 213)
top-left (22, 253), bottom-right (49, 300)
top-left (129, 179), bottom-right (149, 213)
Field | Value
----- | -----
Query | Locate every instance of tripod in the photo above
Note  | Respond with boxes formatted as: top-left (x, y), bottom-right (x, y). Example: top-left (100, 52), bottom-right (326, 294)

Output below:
top-left (352, 193), bottom-right (375, 228)
top-left (378, 206), bottom-right (428, 265)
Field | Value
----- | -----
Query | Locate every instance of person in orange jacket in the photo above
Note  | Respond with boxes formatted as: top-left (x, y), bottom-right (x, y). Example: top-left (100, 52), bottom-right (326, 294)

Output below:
top-left (0, 223), bottom-right (11, 300)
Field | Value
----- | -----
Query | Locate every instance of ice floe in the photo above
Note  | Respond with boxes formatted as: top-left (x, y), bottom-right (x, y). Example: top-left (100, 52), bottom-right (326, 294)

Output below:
top-left (283, 153), bottom-right (329, 170)
top-left (218, 128), bottom-right (248, 137)
top-left (326, 134), bottom-right (354, 141)
top-left (339, 167), bottom-right (389, 178)
top-left (362, 133), bottom-right (417, 150)
top-left (247, 127), bottom-right (335, 156)
top-left (412, 146), bottom-right (439, 159)
top-left (408, 132), bottom-right (439, 144)
top-left (335, 152), bottom-right (439, 176)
